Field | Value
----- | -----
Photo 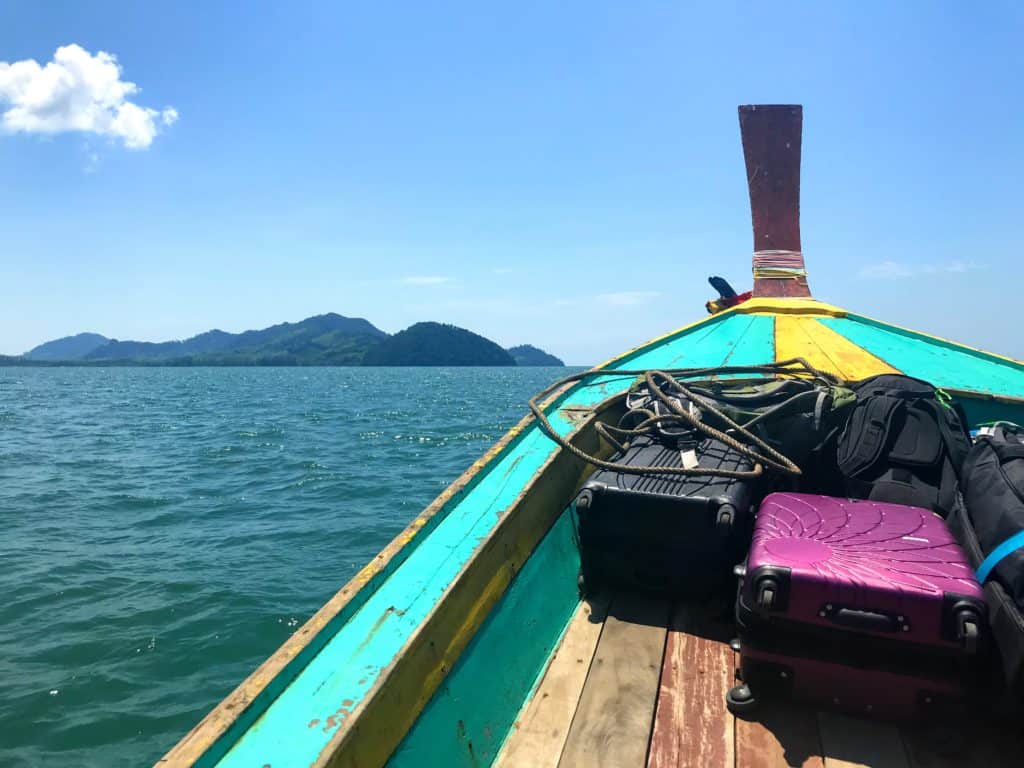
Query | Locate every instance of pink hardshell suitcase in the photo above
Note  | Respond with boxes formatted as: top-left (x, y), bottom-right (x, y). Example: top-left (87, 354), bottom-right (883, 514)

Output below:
top-left (728, 492), bottom-right (986, 719)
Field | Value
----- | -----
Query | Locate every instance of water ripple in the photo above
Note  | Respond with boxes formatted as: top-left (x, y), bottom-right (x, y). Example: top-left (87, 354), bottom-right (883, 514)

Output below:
top-left (0, 365), bottom-right (575, 767)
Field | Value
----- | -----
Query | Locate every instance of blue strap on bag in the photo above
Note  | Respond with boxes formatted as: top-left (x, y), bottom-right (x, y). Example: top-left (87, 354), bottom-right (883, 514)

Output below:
top-left (976, 530), bottom-right (1024, 583)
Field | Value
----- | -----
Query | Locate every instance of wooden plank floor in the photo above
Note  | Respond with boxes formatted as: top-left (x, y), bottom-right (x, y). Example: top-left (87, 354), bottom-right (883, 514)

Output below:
top-left (559, 592), bottom-right (669, 767)
top-left (498, 590), bottom-right (1023, 768)
top-left (496, 596), bottom-right (611, 768)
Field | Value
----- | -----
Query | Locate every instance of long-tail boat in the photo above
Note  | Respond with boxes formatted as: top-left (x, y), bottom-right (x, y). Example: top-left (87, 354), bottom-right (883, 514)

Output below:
top-left (161, 106), bottom-right (1024, 767)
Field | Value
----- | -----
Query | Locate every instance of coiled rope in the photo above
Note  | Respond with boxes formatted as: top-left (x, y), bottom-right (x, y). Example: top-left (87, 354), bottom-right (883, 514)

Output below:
top-left (527, 358), bottom-right (841, 481)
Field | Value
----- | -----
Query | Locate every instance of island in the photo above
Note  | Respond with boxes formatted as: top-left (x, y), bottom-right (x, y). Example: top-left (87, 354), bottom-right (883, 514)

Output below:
top-left (11, 315), bottom-right (565, 367)
top-left (362, 322), bottom-right (515, 366)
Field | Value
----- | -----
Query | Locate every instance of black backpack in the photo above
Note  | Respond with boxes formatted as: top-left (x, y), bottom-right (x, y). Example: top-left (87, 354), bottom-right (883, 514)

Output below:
top-left (834, 374), bottom-right (971, 516)
top-left (952, 423), bottom-right (1024, 702)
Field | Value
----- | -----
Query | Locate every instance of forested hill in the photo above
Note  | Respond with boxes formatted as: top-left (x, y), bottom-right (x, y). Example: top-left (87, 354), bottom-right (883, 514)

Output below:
top-left (14, 316), bottom-right (565, 367)
top-left (23, 332), bottom-right (111, 361)
top-left (82, 314), bottom-right (386, 364)
top-left (20, 314), bottom-right (385, 366)
top-left (362, 323), bottom-right (516, 366)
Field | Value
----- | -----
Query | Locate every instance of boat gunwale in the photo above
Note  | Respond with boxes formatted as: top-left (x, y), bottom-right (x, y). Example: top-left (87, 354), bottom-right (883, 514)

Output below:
top-left (311, 396), bottom-right (624, 767)
top-left (157, 382), bottom-right (576, 766)
top-left (159, 379), bottom-right (633, 766)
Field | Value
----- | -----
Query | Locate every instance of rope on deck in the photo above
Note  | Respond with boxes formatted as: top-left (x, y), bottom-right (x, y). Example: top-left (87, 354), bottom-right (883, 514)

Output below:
top-left (527, 359), bottom-right (842, 481)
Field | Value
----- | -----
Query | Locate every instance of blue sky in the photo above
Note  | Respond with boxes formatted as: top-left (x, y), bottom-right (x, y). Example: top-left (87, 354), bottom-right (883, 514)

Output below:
top-left (2, 2), bottom-right (1022, 364)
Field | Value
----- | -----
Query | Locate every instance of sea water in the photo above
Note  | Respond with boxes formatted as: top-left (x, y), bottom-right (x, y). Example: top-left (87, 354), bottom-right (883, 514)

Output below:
top-left (0, 366), bottom-right (577, 767)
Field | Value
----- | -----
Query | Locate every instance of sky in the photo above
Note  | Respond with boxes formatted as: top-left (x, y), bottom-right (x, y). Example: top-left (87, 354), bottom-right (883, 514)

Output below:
top-left (2, 2), bottom-right (1023, 365)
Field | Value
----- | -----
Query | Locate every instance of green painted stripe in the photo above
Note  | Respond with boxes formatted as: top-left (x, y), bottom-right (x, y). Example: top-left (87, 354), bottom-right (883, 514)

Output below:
top-left (386, 508), bottom-right (582, 768)
top-left (212, 312), bottom-right (775, 768)
top-left (820, 316), bottom-right (1024, 399)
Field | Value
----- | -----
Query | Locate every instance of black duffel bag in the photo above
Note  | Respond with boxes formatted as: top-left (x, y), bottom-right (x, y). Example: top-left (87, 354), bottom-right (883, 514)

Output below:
top-left (952, 423), bottom-right (1024, 700)
top-left (834, 374), bottom-right (972, 517)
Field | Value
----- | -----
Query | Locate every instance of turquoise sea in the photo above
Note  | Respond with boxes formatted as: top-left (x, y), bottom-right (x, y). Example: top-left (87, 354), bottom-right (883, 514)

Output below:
top-left (0, 366), bottom-right (576, 767)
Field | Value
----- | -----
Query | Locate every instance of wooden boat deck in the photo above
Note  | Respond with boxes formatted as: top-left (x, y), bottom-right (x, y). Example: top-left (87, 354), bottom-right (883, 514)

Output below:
top-left (496, 591), bottom-right (1022, 768)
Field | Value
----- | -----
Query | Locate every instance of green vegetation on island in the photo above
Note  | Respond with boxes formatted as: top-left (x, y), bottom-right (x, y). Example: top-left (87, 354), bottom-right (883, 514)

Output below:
top-left (23, 332), bottom-right (111, 361)
top-left (81, 314), bottom-right (387, 364)
top-left (362, 322), bottom-right (516, 366)
top-left (507, 344), bottom-right (565, 366)
top-left (11, 316), bottom-right (565, 367)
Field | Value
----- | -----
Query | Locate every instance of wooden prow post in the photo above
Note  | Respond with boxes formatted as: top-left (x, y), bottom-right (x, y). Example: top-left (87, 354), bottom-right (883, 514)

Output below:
top-left (739, 104), bottom-right (811, 298)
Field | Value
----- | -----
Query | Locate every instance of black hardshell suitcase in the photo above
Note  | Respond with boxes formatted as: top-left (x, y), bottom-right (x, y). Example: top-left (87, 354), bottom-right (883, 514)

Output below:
top-left (574, 434), bottom-right (757, 597)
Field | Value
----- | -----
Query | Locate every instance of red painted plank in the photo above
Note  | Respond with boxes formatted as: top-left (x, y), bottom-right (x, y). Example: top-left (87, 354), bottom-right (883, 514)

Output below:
top-left (648, 604), bottom-right (735, 768)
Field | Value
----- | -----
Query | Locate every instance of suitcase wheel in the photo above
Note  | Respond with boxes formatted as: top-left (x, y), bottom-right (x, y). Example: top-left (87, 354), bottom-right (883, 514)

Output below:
top-left (715, 503), bottom-right (736, 537)
top-left (957, 614), bottom-right (980, 655)
top-left (575, 490), bottom-right (593, 511)
top-left (726, 683), bottom-right (758, 715)
top-left (755, 579), bottom-right (778, 611)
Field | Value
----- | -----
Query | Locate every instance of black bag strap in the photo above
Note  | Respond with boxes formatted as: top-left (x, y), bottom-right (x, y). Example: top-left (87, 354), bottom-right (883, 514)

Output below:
top-left (837, 395), bottom-right (904, 478)
top-left (936, 454), bottom-right (959, 517)
top-left (916, 398), bottom-right (972, 480)
top-left (991, 440), bottom-right (1024, 463)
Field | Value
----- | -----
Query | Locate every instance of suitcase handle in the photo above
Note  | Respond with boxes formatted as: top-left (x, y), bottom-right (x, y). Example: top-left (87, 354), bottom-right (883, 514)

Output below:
top-left (822, 605), bottom-right (903, 633)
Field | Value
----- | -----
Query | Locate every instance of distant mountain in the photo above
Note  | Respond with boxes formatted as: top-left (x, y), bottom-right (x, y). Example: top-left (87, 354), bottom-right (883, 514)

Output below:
top-left (507, 344), bottom-right (564, 366)
top-left (10, 315), bottom-right (559, 367)
top-left (362, 322), bottom-right (516, 366)
top-left (84, 314), bottom-right (387, 365)
top-left (24, 332), bottom-right (110, 360)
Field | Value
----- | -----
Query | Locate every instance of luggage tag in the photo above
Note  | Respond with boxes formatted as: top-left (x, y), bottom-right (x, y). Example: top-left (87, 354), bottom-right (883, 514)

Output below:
top-left (677, 401), bottom-right (702, 469)
top-left (679, 440), bottom-right (699, 469)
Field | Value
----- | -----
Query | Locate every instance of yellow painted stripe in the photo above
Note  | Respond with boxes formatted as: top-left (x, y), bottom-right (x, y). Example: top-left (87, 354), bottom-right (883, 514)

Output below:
top-left (593, 297), bottom-right (849, 372)
top-left (774, 315), bottom-right (899, 380)
top-left (734, 297), bottom-right (848, 317)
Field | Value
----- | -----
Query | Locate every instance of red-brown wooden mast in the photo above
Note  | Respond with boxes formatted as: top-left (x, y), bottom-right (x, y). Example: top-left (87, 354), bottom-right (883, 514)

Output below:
top-left (739, 104), bottom-right (811, 298)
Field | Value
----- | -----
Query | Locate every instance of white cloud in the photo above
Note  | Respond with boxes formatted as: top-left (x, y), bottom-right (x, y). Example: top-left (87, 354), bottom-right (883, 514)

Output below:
top-left (858, 260), bottom-right (983, 279)
top-left (0, 44), bottom-right (177, 149)
top-left (858, 261), bottom-right (914, 279)
top-left (596, 291), bottom-right (662, 307)
top-left (402, 276), bottom-right (452, 285)
top-left (939, 260), bottom-right (980, 274)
